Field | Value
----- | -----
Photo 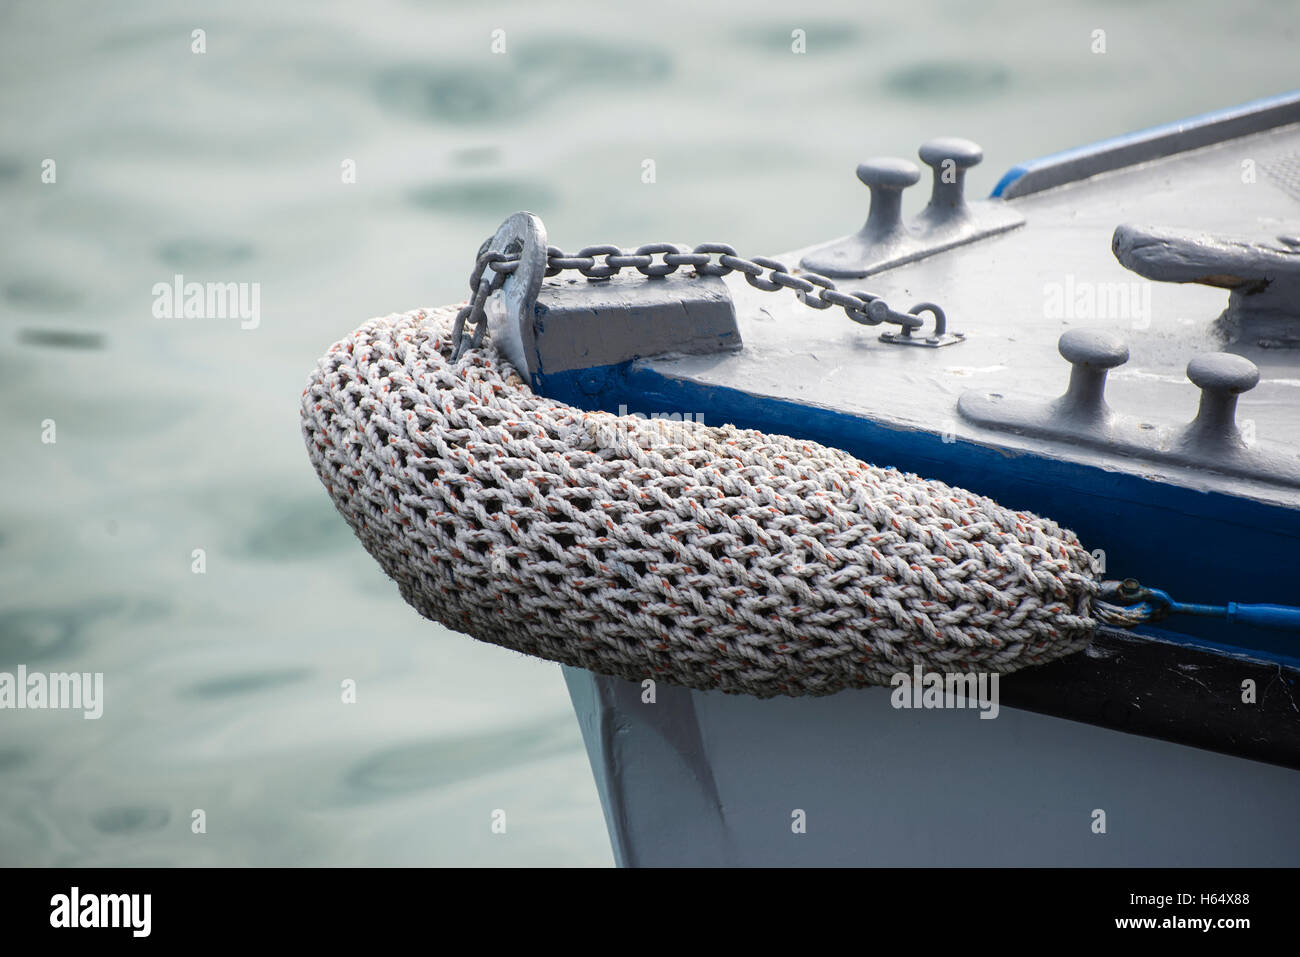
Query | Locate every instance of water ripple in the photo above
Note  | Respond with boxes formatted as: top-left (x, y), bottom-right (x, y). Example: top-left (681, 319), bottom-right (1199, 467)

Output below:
top-left (180, 668), bottom-right (311, 700)
top-left (4, 277), bottom-right (83, 313)
top-left (237, 497), bottom-right (355, 561)
top-left (374, 36), bottom-right (671, 125)
top-left (90, 805), bottom-right (171, 835)
top-left (343, 716), bottom-right (575, 800)
top-left (738, 21), bottom-right (863, 53)
top-left (883, 60), bottom-right (1011, 100)
top-left (406, 177), bottom-right (558, 217)
top-left (156, 237), bottom-right (257, 271)
top-left (17, 328), bottom-right (106, 351)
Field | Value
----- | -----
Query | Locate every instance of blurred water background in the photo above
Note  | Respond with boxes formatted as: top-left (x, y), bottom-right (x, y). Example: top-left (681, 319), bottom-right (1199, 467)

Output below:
top-left (1, 0), bottom-right (1297, 866)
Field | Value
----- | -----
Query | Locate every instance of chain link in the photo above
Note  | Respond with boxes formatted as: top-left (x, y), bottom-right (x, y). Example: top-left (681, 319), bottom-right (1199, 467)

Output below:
top-left (453, 240), bottom-right (941, 359)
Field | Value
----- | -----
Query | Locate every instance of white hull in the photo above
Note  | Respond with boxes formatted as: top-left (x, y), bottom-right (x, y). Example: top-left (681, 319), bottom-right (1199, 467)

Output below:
top-left (564, 666), bottom-right (1300, 866)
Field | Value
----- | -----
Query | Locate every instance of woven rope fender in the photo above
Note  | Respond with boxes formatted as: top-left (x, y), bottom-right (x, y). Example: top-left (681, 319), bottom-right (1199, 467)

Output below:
top-left (301, 305), bottom-right (1098, 698)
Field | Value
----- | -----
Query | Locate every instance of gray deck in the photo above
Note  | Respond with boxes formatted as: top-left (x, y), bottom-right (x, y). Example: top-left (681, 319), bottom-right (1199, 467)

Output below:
top-left (648, 121), bottom-right (1300, 507)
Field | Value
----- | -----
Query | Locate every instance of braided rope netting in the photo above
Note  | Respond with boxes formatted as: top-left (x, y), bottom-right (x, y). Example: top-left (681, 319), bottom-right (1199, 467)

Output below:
top-left (301, 305), bottom-right (1098, 697)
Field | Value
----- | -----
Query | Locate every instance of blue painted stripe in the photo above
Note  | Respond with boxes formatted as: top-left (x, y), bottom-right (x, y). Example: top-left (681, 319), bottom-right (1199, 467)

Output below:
top-left (990, 163), bottom-right (1037, 199)
top-left (991, 89), bottom-right (1300, 198)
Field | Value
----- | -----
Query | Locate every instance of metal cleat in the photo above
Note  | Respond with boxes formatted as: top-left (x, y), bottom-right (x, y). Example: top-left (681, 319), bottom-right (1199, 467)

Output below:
top-left (958, 331), bottom-right (1300, 489)
top-left (1113, 222), bottom-right (1300, 348)
top-left (800, 138), bottom-right (1025, 278)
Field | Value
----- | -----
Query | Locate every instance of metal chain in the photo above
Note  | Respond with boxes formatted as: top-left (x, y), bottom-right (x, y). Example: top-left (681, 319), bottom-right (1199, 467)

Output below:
top-left (452, 241), bottom-right (945, 359)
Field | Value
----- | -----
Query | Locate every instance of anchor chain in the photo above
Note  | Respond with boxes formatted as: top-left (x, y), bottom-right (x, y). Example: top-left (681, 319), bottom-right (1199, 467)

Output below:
top-left (451, 240), bottom-right (947, 359)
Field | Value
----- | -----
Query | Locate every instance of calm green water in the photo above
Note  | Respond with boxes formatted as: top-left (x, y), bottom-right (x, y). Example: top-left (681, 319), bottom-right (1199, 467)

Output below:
top-left (1, 0), bottom-right (1296, 866)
